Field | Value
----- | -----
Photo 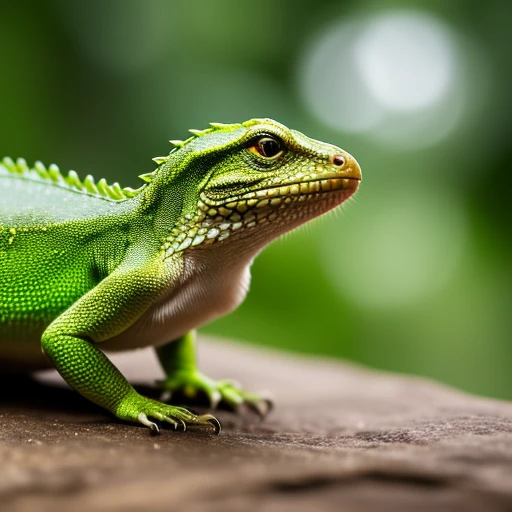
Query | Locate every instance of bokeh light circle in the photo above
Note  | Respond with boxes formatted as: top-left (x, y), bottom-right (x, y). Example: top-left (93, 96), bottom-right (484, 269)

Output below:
top-left (355, 12), bottom-right (456, 112)
top-left (299, 9), bottom-right (467, 149)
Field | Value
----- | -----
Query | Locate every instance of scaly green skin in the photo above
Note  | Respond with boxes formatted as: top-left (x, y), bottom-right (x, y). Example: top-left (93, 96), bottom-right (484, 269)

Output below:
top-left (0, 119), bottom-right (361, 434)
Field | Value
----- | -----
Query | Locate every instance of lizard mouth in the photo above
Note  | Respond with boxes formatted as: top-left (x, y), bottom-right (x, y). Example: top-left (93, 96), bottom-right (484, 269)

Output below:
top-left (194, 176), bottom-right (360, 238)
top-left (201, 160), bottom-right (362, 208)
top-left (201, 175), bottom-right (360, 211)
top-left (163, 175), bottom-right (360, 256)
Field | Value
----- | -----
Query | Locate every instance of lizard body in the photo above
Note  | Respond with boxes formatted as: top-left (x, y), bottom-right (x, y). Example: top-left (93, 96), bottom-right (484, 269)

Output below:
top-left (0, 119), bottom-right (361, 433)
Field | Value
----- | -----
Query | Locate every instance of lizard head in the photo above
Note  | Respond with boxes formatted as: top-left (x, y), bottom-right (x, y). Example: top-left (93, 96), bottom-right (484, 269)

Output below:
top-left (156, 118), bottom-right (361, 257)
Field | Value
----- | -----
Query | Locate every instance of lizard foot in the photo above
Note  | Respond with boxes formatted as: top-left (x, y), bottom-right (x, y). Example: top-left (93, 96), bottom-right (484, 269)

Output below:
top-left (157, 371), bottom-right (273, 417)
top-left (115, 391), bottom-right (221, 435)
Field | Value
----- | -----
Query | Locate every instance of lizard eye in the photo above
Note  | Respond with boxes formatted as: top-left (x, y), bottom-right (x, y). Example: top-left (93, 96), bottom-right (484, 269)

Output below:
top-left (248, 136), bottom-right (284, 159)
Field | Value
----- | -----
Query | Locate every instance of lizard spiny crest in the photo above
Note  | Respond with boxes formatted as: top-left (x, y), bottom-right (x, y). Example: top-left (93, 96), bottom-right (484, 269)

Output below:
top-left (140, 121), bottom-right (244, 184)
top-left (0, 122), bottom-right (247, 200)
top-left (0, 157), bottom-right (142, 200)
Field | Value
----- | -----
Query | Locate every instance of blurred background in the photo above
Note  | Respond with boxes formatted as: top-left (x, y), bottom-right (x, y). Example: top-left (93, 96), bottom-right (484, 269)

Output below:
top-left (1, 0), bottom-right (510, 399)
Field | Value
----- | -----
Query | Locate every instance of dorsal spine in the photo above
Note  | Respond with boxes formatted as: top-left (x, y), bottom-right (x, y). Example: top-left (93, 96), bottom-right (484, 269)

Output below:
top-left (0, 121), bottom-right (246, 199)
top-left (0, 157), bottom-right (143, 201)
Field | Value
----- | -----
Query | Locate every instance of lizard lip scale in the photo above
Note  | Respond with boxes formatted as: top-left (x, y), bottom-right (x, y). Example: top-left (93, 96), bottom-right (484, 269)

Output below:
top-left (162, 174), bottom-right (361, 258)
top-left (1, 118), bottom-right (361, 434)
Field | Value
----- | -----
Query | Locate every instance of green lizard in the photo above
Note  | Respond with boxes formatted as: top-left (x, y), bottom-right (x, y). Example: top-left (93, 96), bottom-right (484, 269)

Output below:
top-left (0, 118), bottom-right (361, 434)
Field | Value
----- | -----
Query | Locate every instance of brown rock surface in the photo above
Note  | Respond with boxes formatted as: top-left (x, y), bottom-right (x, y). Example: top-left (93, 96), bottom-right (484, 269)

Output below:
top-left (1, 338), bottom-right (511, 512)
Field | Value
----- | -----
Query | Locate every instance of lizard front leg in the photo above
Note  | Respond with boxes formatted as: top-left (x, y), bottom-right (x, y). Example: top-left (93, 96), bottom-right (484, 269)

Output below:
top-left (41, 257), bottom-right (220, 434)
top-left (156, 330), bottom-right (273, 417)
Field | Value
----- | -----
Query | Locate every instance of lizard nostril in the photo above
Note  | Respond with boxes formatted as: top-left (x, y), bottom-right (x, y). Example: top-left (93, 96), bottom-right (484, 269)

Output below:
top-left (332, 155), bottom-right (345, 167)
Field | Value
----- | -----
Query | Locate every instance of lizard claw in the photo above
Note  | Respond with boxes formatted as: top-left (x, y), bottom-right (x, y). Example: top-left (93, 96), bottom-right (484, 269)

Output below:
top-left (162, 415), bottom-right (179, 430)
top-left (138, 413), bottom-right (160, 433)
top-left (246, 396), bottom-right (274, 419)
top-left (157, 372), bottom-right (272, 421)
top-left (201, 414), bottom-right (222, 435)
top-left (124, 396), bottom-right (222, 435)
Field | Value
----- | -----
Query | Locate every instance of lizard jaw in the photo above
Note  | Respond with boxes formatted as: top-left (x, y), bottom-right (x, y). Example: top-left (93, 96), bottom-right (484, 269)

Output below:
top-left (160, 157), bottom-right (361, 259)
top-left (160, 178), bottom-right (359, 259)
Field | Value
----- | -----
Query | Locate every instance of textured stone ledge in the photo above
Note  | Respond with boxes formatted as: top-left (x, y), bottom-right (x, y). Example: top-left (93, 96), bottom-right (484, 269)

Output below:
top-left (1, 339), bottom-right (511, 511)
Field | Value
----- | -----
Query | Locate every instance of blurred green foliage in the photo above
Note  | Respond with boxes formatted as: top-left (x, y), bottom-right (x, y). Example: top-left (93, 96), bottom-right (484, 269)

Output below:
top-left (1, 0), bottom-right (511, 399)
